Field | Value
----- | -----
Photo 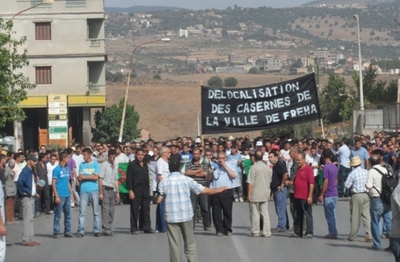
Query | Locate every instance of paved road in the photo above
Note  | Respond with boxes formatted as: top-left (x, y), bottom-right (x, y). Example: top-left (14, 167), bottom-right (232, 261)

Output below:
top-left (6, 199), bottom-right (393, 262)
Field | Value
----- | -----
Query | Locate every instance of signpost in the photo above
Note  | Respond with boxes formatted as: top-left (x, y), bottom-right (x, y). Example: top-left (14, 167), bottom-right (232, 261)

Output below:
top-left (48, 95), bottom-right (68, 147)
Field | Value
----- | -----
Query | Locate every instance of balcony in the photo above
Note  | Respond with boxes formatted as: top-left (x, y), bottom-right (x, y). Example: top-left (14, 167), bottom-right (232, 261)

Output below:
top-left (89, 39), bottom-right (101, 47)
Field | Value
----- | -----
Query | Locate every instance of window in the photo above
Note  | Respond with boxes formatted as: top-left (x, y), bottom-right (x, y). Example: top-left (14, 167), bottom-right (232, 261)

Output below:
top-left (35, 67), bottom-right (52, 84)
top-left (35, 22), bottom-right (51, 40)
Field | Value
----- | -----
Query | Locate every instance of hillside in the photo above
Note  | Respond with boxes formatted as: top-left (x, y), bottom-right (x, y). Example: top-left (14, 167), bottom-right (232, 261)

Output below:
top-left (105, 5), bottom-right (184, 13)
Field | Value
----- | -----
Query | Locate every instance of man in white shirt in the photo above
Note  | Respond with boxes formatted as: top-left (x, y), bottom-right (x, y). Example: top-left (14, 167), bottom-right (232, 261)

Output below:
top-left (338, 138), bottom-right (351, 197)
top-left (365, 154), bottom-right (392, 251)
top-left (155, 147), bottom-right (171, 233)
top-left (306, 147), bottom-right (320, 204)
top-left (281, 141), bottom-right (292, 177)
top-left (114, 145), bottom-right (129, 167)
top-left (46, 154), bottom-right (59, 211)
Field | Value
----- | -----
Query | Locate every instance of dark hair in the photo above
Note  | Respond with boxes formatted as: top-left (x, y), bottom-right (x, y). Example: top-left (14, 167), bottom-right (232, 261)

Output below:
top-left (66, 147), bottom-right (74, 155)
top-left (322, 149), bottom-right (333, 159)
top-left (372, 149), bottom-right (383, 157)
top-left (354, 138), bottom-right (362, 144)
top-left (169, 160), bottom-right (180, 173)
top-left (38, 152), bottom-right (46, 161)
top-left (370, 154), bottom-right (381, 166)
top-left (269, 149), bottom-right (279, 157)
top-left (59, 152), bottom-right (68, 161)
top-left (82, 148), bottom-right (92, 154)
top-left (108, 149), bottom-right (116, 156)
top-left (255, 151), bottom-right (263, 161)
top-left (136, 148), bottom-right (145, 154)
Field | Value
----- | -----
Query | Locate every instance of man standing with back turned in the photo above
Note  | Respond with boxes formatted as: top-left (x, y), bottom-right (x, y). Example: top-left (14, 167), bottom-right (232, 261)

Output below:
top-left (247, 151), bottom-right (272, 237)
top-left (156, 160), bottom-right (227, 262)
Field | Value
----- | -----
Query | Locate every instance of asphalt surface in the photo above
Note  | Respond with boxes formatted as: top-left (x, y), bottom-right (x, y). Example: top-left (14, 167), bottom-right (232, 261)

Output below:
top-left (5, 198), bottom-right (394, 262)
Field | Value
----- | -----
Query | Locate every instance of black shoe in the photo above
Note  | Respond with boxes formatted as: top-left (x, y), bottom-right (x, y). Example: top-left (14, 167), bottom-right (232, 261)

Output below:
top-left (64, 233), bottom-right (75, 238)
top-left (94, 232), bottom-right (101, 237)
top-left (76, 233), bottom-right (84, 238)
top-left (131, 231), bottom-right (139, 235)
top-left (144, 229), bottom-right (156, 234)
top-left (53, 234), bottom-right (61, 239)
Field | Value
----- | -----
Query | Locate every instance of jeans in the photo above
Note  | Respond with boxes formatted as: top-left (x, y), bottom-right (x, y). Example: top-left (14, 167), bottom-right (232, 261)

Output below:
top-left (78, 191), bottom-right (100, 235)
top-left (338, 166), bottom-right (350, 197)
top-left (370, 198), bottom-right (391, 248)
top-left (156, 199), bottom-right (167, 233)
top-left (273, 187), bottom-right (287, 230)
top-left (323, 196), bottom-right (338, 235)
top-left (390, 238), bottom-right (400, 262)
top-left (22, 197), bottom-right (34, 243)
top-left (383, 210), bottom-right (392, 235)
top-left (54, 196), bottom-right (71, 234)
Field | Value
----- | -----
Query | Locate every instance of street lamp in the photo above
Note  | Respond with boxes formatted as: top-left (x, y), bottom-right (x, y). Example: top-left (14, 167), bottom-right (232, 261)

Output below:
top-left (118, 38), bottom-right (171, 143)
top-left (9, 0), bottom-right (54, 151)
top-left (354, 14), bottom-right (364, 133)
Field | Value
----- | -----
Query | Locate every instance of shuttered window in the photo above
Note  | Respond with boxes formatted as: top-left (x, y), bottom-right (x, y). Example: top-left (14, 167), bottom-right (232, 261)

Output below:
top-left (35, 22), bottom-right (51, 40)
top-left (35, 67), bottom-right (52, 84)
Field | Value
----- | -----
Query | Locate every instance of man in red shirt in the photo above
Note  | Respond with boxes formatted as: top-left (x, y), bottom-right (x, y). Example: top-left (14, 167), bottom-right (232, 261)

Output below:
top-left (286, 151), bottom-right (314, 239)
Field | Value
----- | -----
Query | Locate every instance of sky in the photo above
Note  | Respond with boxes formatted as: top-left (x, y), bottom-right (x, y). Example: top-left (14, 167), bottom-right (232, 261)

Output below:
top-left (104, 0), bottom-right (313, 10)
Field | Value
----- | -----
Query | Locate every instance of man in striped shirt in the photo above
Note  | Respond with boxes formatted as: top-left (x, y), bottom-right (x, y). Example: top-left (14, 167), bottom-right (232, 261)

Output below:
top-left (182, 148), bottom-right (210, 231)
top-left (344, 156), bottom-right (371, 242)
top-left (156, 161), bottom-right (226, 262)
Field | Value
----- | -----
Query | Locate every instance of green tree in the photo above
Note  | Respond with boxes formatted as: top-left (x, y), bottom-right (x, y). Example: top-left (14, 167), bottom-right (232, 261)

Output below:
top-left (224, 77), bottom-right (238, 87)
top-left (153, 74), bottom-right (161, 80)
top-left (92, 98), bottom-right (140, 144)
top-left (248, 67), bottom-right (259, 74)
top-left (0, 19), bottom-right (36, 127)
top-left (207, 76), bottom-right (223, 88)
top-left (320, 74), bottom-right (349, 124)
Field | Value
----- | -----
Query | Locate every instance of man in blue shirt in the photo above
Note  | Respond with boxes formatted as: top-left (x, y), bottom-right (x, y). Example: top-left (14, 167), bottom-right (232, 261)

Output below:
top-left (180, 144), bottom-right (193, 164)
top-left (209, 152), bottom-right (236, 236)
top-left (76, 148), bottom-right (102, 237)
top-left (351, 138), bottom-right (370, 170)
top-left (17, 154), bottom-right (41, 246)
top-left (227, 144), bottom-right (244, 202)
top-left (337, 138), bottom-right (351, 197)
top-left (52, 152), bottom-right (74, 238)
top-left (157, 160), bottom-right (226, 262)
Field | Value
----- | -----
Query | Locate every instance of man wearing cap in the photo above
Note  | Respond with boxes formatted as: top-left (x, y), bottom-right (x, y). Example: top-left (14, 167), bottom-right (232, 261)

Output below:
top-left (344, 156), bottom-right (371, 242)
top-left (17, 154), bottom-right (41, 246)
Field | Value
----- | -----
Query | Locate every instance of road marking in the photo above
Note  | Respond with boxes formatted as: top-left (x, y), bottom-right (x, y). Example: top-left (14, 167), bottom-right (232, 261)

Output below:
top-left (231, 235), bottom-right (251, 262)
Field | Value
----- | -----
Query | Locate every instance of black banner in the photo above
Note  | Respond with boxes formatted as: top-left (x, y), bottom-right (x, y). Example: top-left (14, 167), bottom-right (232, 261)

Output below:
top-left (201, 73), bottom-right (321, 134)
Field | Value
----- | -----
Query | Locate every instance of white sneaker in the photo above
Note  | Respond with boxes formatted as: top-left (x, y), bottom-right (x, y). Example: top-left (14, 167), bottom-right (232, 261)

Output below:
top-left (239, 198), bottom-right (244, 203)
top-left (234, 198), bottom-right (239, 203)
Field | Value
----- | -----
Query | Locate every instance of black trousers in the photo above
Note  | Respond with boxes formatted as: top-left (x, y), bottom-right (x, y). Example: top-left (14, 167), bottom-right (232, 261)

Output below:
top-left (293, 198), bottom-right (313, 237)
top-left (130, 194), bottom-right (151, 232)
top-left (211, 189), bottom-right (233, 234)
top-left (40, 184), bottom-right (51, 213)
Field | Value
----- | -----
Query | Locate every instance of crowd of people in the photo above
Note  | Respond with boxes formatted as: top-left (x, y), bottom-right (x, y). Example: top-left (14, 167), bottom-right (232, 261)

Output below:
top-left (0, 130), bottom-right (400, 261)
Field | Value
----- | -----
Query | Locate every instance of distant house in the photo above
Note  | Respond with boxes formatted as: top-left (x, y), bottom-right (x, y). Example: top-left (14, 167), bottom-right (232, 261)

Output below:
top-left (229, 53), bottom-right (248, 64)
top-left (178, 28), bottom-right (188, 37)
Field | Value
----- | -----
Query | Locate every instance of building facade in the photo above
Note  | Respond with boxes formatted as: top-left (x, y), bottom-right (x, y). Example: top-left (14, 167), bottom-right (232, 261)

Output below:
top-left (2, 0), bottom-right (106, 149)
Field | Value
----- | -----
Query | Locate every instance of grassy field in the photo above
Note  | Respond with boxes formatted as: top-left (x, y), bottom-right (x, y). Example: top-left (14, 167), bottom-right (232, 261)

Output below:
top-left (106, 73), bottom-right (398, 141)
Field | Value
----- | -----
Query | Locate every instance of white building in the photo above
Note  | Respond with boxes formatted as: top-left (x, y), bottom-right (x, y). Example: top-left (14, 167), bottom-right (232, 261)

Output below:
top-left (2, 0), bottom-right (106, 148)
top-left (178, 28), bottom-right (189, 37)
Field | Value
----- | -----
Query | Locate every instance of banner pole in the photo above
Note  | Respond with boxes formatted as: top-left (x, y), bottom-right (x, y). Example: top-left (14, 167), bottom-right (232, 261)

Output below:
top-left (200, 80), bottom-right (203, 147)
top-left (320, 119), bottom-right (326, 139)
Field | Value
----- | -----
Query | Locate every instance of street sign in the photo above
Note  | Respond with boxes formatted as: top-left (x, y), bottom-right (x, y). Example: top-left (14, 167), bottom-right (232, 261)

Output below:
top-left (48, 102), bottom-right (67, 108)
top-left (49, 120), bottom-right (68, 127)
top-left (48, 114), bottom-right (67, 120)
top-left (48, 108), bottom-right (68, 115)
top-left (49, 127), bottom-right (68, 133)
top-left (48, 95), bottom-right (67, 102)
top-left (49, 133), bottom-right (68, 139)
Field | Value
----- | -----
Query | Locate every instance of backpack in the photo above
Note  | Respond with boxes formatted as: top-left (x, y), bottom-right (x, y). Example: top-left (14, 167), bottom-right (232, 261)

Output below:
top-left (373, 167), bottom-right (398, 203)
